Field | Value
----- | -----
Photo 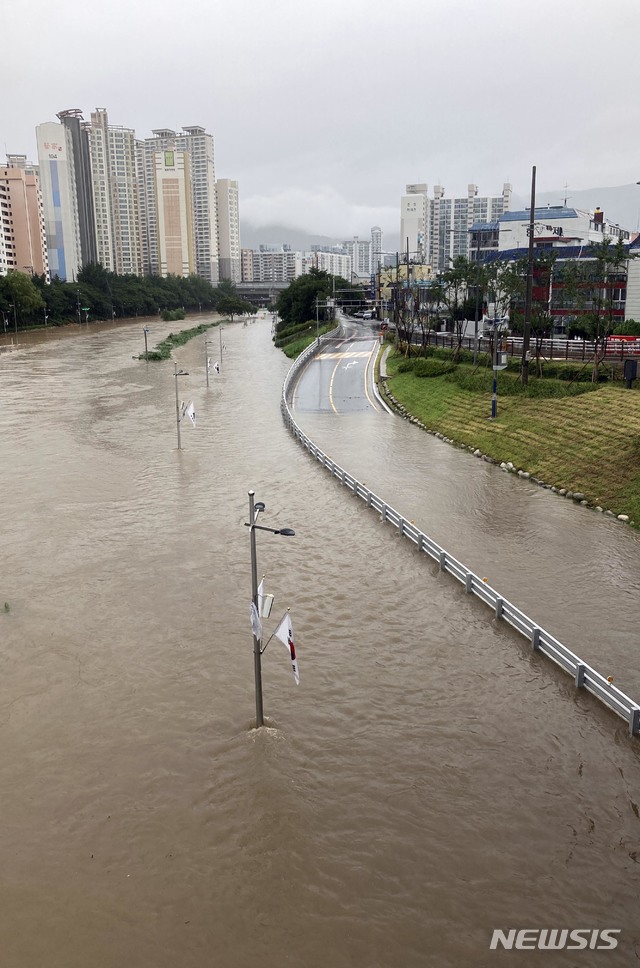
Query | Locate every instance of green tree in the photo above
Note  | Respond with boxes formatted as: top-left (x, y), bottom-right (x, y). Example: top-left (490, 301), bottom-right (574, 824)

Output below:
top-left (562, 238), bottom-right (631, 382)
top-left (613, 319), bottom-right (640, 336)
top-left (275, 268), bottom-right (332, 332)
top-left (217, 294), bottom-right (255, 321)
top-left (0, 271), bottom-right (44, 330)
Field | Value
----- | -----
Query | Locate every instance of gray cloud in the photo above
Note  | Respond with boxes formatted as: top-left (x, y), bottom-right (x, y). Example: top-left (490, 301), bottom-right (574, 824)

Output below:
top-left (4, 0), bottom-right (640, 239)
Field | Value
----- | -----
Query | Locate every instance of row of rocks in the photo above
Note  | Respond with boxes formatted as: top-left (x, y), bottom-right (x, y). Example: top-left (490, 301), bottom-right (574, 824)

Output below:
top-left (380, 380), bottom-right (634, 527)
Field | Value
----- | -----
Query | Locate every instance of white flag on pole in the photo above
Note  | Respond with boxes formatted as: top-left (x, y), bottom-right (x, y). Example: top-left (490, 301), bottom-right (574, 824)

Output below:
top-left (214, 360), bottom-right (220, 374)
top-left (274, 612), bottom-right (300, 685)
top-left (250, 602), bottom-right (262, 643)
top-left (257, 578), bottom-right (265, 617)
top-left (182, 401), bottom-right (196, 427)
top-left (207, 356), bottom-right (212, 371)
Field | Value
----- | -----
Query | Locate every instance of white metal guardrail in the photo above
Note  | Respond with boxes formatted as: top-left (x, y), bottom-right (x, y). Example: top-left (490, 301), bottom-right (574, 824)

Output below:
top-left (281, 330), bottom-right (640, 738)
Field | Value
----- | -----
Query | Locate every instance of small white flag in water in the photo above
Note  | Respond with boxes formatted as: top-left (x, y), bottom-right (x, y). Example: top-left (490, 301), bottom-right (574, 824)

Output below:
top-left (250, 602), bottom-right (262, 643)
top-left (274, 612), bottom-right (300, 685)
top-left (182, 401), bottom-right (196, 427)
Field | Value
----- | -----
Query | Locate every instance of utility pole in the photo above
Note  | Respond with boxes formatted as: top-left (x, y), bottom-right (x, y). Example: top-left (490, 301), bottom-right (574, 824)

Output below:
top-left (473, 233), bottom-right (482, 365)
top-left (522, 165), bottom-right (536, 386)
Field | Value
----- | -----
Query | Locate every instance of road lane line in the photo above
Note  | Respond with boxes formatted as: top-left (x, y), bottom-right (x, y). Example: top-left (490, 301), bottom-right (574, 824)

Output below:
top-left (328, 359), bottom-right (341, 413)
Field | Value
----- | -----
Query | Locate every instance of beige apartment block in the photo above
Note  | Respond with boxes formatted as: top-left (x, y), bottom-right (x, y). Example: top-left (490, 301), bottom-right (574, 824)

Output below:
top-left (153, 150), bottom-right (194, 277)
top-left (0, 165), bottom-right (49, 280)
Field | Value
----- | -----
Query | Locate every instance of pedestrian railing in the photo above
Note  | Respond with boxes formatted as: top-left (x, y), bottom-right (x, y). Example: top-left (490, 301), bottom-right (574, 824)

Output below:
top-left (280, 331), bottom-right (640, 738)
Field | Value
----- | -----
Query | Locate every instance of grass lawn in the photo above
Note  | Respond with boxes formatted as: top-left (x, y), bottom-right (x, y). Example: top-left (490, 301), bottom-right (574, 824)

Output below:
top-left (383, 349), bottom-right (640, 525)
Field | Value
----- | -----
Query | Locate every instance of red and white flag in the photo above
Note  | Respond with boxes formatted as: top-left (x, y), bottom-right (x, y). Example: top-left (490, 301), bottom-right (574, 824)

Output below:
top-left (274, 612), bottom-right (300, 685)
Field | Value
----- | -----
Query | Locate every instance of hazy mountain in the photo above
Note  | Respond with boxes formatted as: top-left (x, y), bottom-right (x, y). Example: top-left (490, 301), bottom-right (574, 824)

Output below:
top-left (240, 222), bottom-right (401, 256)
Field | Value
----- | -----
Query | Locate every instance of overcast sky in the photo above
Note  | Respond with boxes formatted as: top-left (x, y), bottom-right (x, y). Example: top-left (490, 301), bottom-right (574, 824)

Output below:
top-left (4, 0), bottom-right (640, 241)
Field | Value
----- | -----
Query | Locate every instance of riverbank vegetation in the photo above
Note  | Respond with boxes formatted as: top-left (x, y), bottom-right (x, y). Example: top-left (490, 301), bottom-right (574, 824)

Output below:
top-left (273, 268), bottom-right (362, 357)
top-left (141, 321), bottom-right (222, 361)
top-left (0, 266), bottom-right (255, 330)
top-left (382, 345), bottom-right (640, 524)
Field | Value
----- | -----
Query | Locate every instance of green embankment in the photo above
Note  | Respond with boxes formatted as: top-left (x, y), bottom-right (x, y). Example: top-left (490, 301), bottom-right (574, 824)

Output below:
top-left (381, 348), bottom-right (640, 525)
top-left (141, 320), bottom-right (224, 360)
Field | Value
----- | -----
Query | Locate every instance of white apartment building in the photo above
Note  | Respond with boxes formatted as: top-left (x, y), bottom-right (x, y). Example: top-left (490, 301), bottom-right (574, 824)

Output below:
top-left (87, 109), bottom-right (141, 276)
top-left (36, 120), bottom-right (83, 281)
top-left (306, 250), bottom-right (351, 278)
top-left (401, 182), bottom-right (512, 273)
top-left (343, 236), bottom-right (372, 276)
top-left (371, 226), bottom-right (383, 270)
top-left (142, 127), bottom-right (219, 282)
top-left (216, 178), bottom-right (241, 282)
top-left (252, 248), bottom-right (302, 282)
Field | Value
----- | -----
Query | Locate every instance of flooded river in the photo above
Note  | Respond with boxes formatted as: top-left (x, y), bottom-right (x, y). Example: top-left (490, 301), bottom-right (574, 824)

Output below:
top-left (0, 317), bottom-right (638, 966)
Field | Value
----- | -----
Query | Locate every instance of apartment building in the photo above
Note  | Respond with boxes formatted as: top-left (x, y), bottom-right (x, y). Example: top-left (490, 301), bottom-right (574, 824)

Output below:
top-left (36, 120), bottom-right (83, 281)
top-left (0, 163), bottom-right (49, 280)
top-left (401, 182), bottom-right (512, 273)
top-left (306, 250), bottom-right (351, 278)
top-left (153, 149), bottom-right (194, 277)
top-left (216, 178), bottom-right (241, 282)
top-left (241, 248), bottom-right (254, 282)
top-left (141, 126), bottom-right (219, 282)
top-left (87, 109), bottom-right (141, 275)
top-left (252, 247), bottom-right (302, 282)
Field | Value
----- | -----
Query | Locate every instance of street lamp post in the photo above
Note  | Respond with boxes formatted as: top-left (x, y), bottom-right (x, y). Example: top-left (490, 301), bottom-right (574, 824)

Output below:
top-left (44, 305), bottom-right (49, 327)
top-left (489, 317), bottom-right (508, 419)
top-left (205, 338), bottom-right (214, 387)
top-left (246, 491), bottom-right (295, 728)
top-left (1, 311), bottom-right (7, 334)
top-left (76, 289), bottom-right (81, 325)
top-left (11, 303), bottom-right (17, 336)
top-left (219, 325), bottom-right (223, 366)
top-left (173, 361), bottom-right (189, 449)
top-left (143, 326), bottom-right (150, 360)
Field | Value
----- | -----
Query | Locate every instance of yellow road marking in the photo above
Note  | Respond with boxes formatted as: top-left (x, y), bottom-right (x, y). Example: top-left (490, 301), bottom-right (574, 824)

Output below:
top-left (363, 344), bottom-right (380, 412)
top-left (328, 359), bottom-right (340, 413)
top-left (317, 350), bottom-right (371, 360)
